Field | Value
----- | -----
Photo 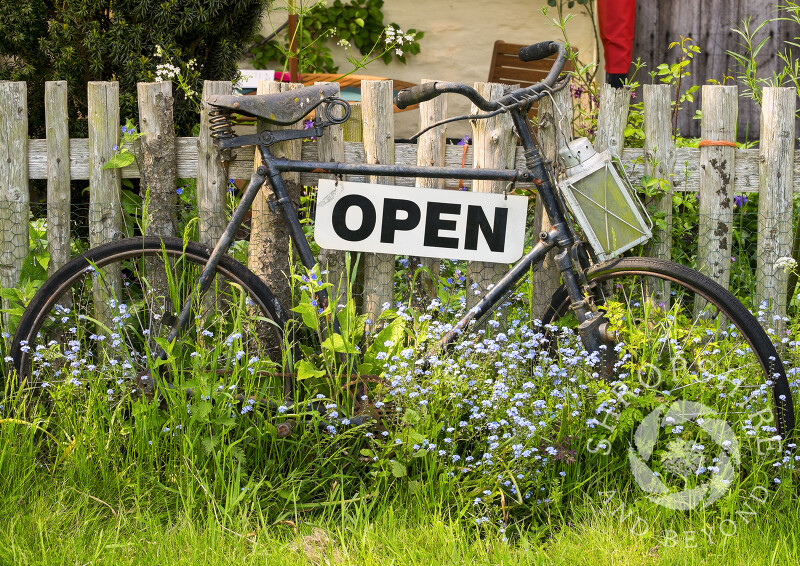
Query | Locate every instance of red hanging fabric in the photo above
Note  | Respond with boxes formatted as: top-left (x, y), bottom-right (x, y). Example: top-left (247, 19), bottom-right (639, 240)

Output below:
top-left (597, 0), bottom-right (636, 75)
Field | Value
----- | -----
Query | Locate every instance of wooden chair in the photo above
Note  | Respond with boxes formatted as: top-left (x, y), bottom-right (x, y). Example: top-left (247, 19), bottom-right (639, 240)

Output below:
top-left (488, 40), bottom-right (570, 118)
top-left (488, 40), bottom-right (565, 87)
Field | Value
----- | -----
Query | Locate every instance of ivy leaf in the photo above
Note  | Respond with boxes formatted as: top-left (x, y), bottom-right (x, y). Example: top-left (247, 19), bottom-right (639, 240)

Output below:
top-left (354, 17), bottom-right (364, 27)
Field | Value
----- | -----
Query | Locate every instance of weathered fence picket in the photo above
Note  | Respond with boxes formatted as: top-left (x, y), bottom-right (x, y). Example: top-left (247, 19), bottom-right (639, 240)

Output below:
top-left (757, 87), bottom-right (796, 337)
top-left (1, 79), bottom-right (797, 333)
top-left (198, 81), bottom-right (231, 248)
top-left (361, 80), bottom-right (395, 328)
top-left (315, 82), bottom-right (347, 308)
top-left (45, 81), bottom-right (71, 275)
top-left (467, 82), bottom-right (519, 313)
top-left (0, 81), bottom-right (29, 329)
top-left (137, 81), bottom-right (177, 238)
top-left (248, 80), bottom-right (304, 315)
top-left (594, 84), bottom-right (630, 157)
top-left (415, 78), bottom-right (447, 297)
top-left (643, 84), bottom-right (675, 304)
top-left (697, 86), bottom-right (737, 301)
top-left (87, 81), bottom-right (122, 329)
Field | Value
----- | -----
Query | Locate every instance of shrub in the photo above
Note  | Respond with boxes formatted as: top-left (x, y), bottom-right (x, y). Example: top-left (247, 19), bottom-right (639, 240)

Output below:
top-left (0, 0), bottom-right (272, 138)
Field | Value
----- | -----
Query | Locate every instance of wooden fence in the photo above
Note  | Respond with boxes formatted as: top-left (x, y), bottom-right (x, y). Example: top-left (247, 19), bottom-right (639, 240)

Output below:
top-left (0, 79), bottom-right (797, 329)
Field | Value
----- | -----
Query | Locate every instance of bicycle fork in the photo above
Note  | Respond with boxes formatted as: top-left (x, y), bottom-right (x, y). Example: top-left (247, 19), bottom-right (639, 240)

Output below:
top-left (510, 110), bottom-right (618, 374)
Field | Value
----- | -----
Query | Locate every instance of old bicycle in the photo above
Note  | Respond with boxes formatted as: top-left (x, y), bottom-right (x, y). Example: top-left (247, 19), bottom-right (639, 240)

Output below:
top-left (10, 41), bottom-right (795, 441)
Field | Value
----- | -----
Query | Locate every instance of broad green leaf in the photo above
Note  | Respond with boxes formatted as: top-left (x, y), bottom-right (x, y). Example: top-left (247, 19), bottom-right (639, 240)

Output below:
top-left (103, 151), bottom-right (135, 170)
top-left (297, 359), bottom-right (326, 380)
top-left (292, 301), bottom-right (319, 330)
top-left (321, 333), bottom-right (358, 354)
top-left (402, 408), bottom-right (421, 426)
top-left (389, 460), bottom-right (406, 478)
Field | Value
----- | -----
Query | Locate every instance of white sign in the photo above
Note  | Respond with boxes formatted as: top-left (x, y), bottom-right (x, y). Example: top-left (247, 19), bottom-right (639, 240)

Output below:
top-left (314, 179), bottom-right (528, 262)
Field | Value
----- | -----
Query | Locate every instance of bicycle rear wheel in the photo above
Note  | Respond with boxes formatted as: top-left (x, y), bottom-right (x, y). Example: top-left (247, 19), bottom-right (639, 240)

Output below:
top-left (542, 257), bottom-right (794, 440)
top-left (11, 236), bottom-right (294, 407)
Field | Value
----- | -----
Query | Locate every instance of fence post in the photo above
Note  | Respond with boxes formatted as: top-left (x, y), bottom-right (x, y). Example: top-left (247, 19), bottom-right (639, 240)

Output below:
top-left (533, 85), bottom-right (572, 319)
top-left (137, 81), bottom-right (177, 237)
top-left (314, 82), bottom-right (348, 307)
top-left (697, 85), bottom-right (737, 304)
top-left (198, 81), bottom-right (231, 247)
top-left (361, 80), bottom-right (395, 328)
top-left (594, 84), bottom-right (631, 157)
top-left (757, 87), bottom-right (795, 336)
top-left (88, 81), bottom-right (122, 329)
top-left (0, 81), bottom-right (30, 327)
top-left (643, 84), bottom-right (674, 303)
top-left (467, 82), bottom-right (517, 313)
top-left (415, 78), bottom-right (447, 298)
top-left (45, 81), bottom-right (71, 275)
top-left (248, 81), bottom-right (303, 315)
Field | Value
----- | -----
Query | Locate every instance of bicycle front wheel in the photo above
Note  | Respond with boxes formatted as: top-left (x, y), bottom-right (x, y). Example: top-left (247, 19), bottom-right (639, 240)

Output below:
top-left (542, 257), bottom-right (795, 440)
top-left (11, 236), bottom-right (294, 405)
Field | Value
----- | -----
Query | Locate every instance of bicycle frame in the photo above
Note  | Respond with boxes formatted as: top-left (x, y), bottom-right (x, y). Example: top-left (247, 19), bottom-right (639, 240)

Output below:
top-left (164, 102), bottom-right (608, 390)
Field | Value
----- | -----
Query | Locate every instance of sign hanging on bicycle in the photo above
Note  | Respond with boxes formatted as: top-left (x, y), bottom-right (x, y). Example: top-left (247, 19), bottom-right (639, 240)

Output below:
top-left (314, 179), bottom-right (529, 263)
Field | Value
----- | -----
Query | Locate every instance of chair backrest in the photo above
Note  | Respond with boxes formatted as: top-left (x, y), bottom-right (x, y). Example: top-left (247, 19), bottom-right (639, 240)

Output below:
top-left (487, 40), bottom-right (564, 88)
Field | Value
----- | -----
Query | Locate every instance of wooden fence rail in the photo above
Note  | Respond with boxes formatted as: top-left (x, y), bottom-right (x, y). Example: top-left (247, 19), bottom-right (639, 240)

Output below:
top-left (0, 79), bottom-right (796, 327)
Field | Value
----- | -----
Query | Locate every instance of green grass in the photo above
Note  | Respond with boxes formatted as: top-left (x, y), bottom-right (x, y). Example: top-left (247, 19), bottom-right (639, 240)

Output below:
top-left (2, 250), bottom-right (799, 564)
top-left (2, 481), bottom-right (798, 565)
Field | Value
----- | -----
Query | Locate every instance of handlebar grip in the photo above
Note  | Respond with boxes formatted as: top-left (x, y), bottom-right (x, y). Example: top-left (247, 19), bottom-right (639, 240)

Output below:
top-left (395, 82), bottom-right (440, 109)
top-left (518, 41), bottom-right (558, 62)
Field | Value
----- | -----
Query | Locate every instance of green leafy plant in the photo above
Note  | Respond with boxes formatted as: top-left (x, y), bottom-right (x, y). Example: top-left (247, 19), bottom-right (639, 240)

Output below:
top-left (650, 36), bottom-right (700, 139)
top-left (544, 0), bottom-right (600, 88)
top-left (248, 0), bottom-right (423, 74)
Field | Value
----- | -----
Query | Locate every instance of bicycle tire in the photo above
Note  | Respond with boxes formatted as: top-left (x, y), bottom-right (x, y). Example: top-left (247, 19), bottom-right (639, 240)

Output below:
top-left (541, 256), bottom-right (795, 440)
top-left (11, 236), bottom-right (295, 405)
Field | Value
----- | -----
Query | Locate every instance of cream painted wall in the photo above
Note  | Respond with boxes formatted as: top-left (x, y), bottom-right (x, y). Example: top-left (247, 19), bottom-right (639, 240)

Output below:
top-left (253, 0), bottom-right (598, 137)
top-left (372, 0), bottom-right (597, 137)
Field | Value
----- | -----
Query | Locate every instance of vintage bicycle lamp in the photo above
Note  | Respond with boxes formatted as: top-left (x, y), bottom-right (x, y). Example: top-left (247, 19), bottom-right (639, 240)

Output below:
top-left (557, 138), bottom-right (652, 261)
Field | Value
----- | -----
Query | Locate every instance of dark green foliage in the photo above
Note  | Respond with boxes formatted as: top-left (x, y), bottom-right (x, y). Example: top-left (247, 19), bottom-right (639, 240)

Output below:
top-left (0, 0), bottom-right (271, 137)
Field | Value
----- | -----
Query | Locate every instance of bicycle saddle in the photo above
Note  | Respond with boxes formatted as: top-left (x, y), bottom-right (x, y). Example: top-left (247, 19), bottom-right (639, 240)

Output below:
top-left (209, 84), bottom-right (340, 126)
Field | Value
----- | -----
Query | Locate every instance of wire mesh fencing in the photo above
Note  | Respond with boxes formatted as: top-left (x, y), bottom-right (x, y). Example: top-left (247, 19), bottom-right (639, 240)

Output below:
top-left (1, 194), bottom-right (798, 345)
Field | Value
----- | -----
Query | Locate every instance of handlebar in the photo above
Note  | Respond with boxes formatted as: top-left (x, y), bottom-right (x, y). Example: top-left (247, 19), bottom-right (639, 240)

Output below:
top-left (395, 41), bottom-right (568, 111)
top-left (518, 40), bottom-right (560, 62)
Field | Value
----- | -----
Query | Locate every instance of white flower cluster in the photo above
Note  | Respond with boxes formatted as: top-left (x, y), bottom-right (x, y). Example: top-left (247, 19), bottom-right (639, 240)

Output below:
top-left (384, 25), bottom-right (415, 57)
top-left (775, 256), bottom-right (797, 274)
top-left (155, 62), bottom-right (180, 82)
